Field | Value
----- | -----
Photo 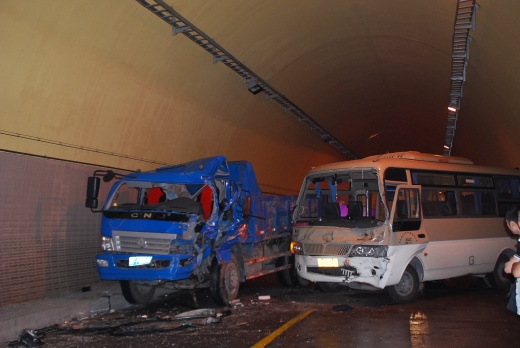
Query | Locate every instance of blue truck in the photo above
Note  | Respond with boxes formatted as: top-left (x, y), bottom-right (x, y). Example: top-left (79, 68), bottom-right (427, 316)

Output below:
top-left (85, 156), bottom-right (296, 305)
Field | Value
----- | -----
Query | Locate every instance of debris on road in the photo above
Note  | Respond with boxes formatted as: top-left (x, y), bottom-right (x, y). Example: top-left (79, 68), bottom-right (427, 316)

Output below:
top-left (7, 329), bottom-right (45, 348)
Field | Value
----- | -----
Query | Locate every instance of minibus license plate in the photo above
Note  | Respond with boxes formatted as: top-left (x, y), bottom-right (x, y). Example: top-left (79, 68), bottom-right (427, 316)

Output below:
top-left (129, 256), bottom-right (152, 266)
top-left (317, 258), bottom-right (339, 267)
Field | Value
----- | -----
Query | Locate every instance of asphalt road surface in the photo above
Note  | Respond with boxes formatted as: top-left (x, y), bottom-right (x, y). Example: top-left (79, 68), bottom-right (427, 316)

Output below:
top-left (14, 275), bottom-right (520, 348)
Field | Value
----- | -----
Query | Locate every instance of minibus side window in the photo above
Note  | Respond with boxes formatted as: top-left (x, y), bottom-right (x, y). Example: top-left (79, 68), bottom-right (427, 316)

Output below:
top-left (421, 189), bottom-right (457, 217)
top-left (460, 191), bottom-right (497, 216)
top-left (480, 192), bottom-right (496, 215)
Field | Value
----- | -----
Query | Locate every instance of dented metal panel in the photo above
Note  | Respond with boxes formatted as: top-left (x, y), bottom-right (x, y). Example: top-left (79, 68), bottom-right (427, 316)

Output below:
top-left (87, 156), bottom-right (296, 305)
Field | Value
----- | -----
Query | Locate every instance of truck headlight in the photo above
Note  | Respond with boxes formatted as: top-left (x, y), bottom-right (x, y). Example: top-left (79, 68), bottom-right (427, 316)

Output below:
top-left (349, 245), bottom-right (387, 258)
top-left (101, 236), bottom-right (114, 251)
top-left (97, 259), bottom-right (109, 267)
top-left (291, 242), bottom-right (303, 255)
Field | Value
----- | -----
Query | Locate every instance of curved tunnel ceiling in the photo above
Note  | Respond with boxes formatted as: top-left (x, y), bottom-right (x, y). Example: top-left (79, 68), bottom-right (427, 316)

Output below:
top-left (164, 0), bottom-right (455, 157)
top-left (1, 0), bottom-right (520, 193)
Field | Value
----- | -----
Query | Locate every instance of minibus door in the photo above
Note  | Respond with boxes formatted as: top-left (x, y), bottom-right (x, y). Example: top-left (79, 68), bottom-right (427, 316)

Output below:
top-left (389, 185), bottom-right (428, 244)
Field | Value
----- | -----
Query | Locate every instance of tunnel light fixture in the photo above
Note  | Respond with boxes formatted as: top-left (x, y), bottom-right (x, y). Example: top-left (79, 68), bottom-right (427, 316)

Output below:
top-left (448, 106), bottom-right (458, 112)
top-left (320, 133), bottom-right (331, 142)
top-left (247, 80), bottom-right (263, 95)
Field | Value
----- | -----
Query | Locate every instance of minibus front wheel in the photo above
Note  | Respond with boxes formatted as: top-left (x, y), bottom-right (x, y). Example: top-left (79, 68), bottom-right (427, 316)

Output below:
top-left (383, 265), bottom-right (420, 304)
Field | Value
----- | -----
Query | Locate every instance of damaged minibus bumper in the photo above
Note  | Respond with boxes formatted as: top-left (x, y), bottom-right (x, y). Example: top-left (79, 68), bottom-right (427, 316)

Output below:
top-left (294, 253), bottom-right (390, 289)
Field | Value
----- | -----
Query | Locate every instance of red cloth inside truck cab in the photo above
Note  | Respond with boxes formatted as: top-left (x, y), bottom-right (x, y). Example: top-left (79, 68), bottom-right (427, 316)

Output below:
top-left (147, 187), bottom-right (165, 204)
top-left (200, 186), bottom-right (213, 220)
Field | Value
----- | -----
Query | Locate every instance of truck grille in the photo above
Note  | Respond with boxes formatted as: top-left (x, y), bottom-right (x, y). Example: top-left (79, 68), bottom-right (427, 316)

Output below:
top-left (113, 231), bottom-right (176, 254)
top-left (303, 243), bottom-right (351, 256)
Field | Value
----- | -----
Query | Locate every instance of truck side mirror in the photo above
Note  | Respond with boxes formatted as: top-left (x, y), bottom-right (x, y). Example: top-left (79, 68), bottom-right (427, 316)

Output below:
top-left (85, 176), bottom-right (100, 209)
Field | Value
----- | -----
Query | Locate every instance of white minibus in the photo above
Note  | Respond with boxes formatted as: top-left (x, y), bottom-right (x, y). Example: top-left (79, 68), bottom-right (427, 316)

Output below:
top-left (290, 151), bottom-right (518, 303)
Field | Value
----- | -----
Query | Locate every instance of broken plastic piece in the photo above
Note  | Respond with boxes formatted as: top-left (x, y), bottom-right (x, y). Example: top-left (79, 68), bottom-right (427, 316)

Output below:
top-left (173, 308), bottom-right (216, 320)
top-left (258, 295), bottom-right (270, 301)
top-left (8, 329), bottom-right (45, 347)
top-left (216, 309), bottom-right (232, 318)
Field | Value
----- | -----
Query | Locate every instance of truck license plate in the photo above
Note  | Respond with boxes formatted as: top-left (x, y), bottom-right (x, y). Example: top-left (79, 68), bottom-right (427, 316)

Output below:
top-left (129, 256), bottom-right (152, 266)
top-left (317, 258), bottom-right (339, 267)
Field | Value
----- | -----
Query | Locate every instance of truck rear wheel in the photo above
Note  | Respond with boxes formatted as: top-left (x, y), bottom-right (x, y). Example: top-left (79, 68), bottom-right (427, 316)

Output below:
top-left (210, 254), bottom-right (240, 306)
top-left (276, 255), bottom-right (311, 287)
top-left (120, 280), bottom-right (156, 305)
top-left (486, 253), bottom-right (513, 290)
top-left (383, 265), bottom-right (420, 304)
top-left (276, 255), bottom-right (296, 286)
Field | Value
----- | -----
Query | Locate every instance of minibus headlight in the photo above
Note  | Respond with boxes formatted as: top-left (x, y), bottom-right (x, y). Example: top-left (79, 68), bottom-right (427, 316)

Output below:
top-left (349, 245), bottom-right (388, 258)
top-left (291, 242), bottom-right (304, 255)
top-left (101, 236), bottom-right (114, 251)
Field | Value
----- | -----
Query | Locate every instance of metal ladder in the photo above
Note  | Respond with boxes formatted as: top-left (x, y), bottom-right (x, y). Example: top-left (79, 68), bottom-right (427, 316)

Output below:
top-left (444, 0), bottom-right (479, 156)
top-left (135, 0), bottom-right (358, 159)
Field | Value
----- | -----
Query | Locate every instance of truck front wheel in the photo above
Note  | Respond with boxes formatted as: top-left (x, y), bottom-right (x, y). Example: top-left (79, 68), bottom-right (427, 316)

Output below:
top-left (210, 254), bottom-right (240, 306)
top-left (120, 280), bottom-right (156, 305)
top-left (383, 265), bottom-right (420, 304)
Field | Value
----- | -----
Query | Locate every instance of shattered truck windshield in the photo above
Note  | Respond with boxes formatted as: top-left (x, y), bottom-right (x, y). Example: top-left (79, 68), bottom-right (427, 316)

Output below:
top-left (105, 181), bottom-right (213, 218)
top-left (294, 169), bottom-right (385, 226)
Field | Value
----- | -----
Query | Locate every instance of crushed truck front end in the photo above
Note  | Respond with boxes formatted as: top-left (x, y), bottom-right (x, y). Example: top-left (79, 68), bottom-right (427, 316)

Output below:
top-left (93, 157), bottom-right (231, 301)
top-left (96, 211), bottom-right (213, 283)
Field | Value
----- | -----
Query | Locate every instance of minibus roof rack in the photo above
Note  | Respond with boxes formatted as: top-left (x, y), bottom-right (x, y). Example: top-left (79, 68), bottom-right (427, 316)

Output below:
top-left (365, 151), bottom-right (473, 165)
